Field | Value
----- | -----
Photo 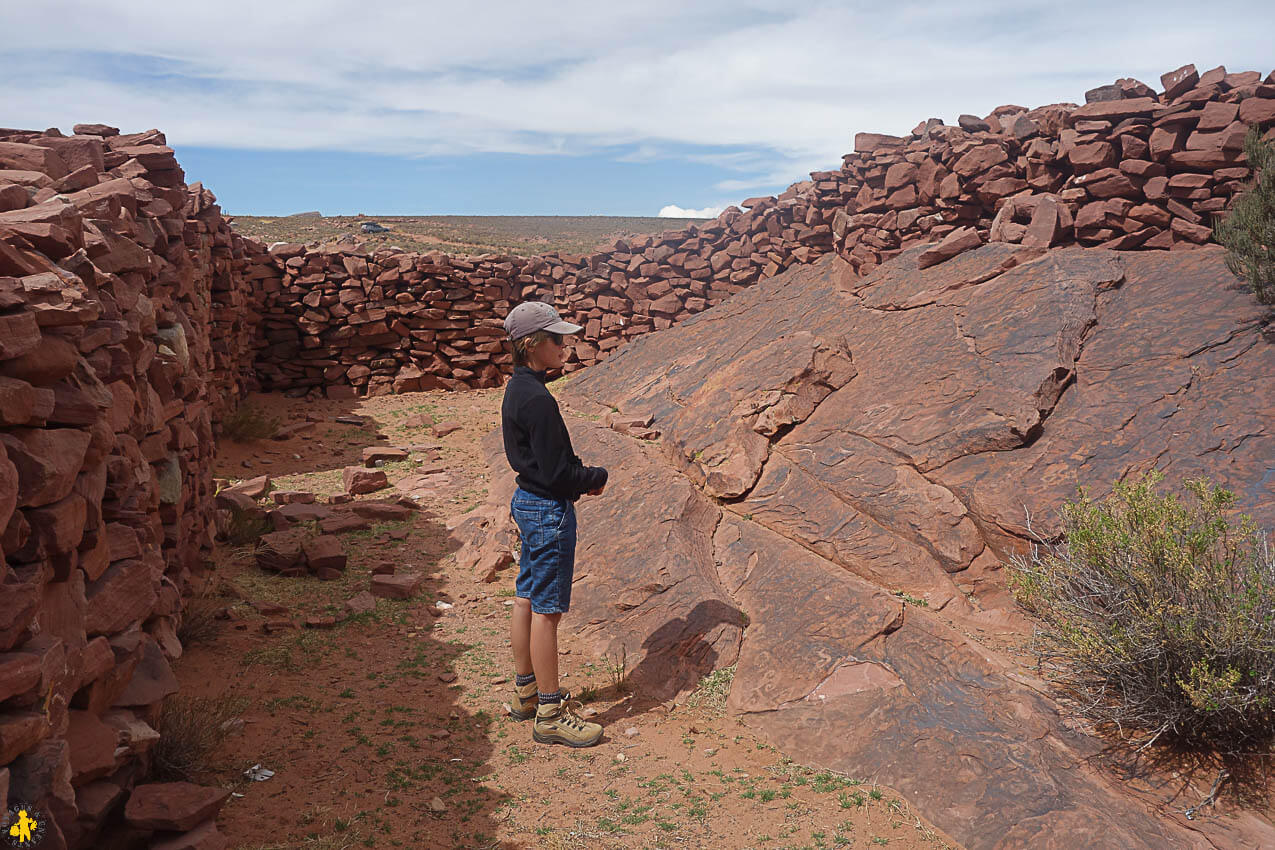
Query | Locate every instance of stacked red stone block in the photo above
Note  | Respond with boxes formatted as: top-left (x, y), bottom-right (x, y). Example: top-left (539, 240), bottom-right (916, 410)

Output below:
top-left (815, 63), bottom-right (1274, 274)
top-left (0, 124), bottom-right (275, 849)
top-left (251, 62), bottom-right (1272, 398)
top-left (253, 182), bottom-right (830, 397)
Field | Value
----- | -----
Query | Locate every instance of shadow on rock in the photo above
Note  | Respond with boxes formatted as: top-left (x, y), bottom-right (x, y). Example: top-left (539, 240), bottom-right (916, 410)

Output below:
top-left (589, 599), bottom-right (744, 726)
top-left (1089, 734), bottom-right (1275, 821)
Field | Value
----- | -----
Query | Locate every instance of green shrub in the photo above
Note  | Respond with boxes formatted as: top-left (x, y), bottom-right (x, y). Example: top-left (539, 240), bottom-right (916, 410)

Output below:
top-left (220, 403), bottom-right (281, 442)
top-left (1009, 470), bottom-right (1275, 754)
top-left (1213, 126), bottom-right (1275, 304)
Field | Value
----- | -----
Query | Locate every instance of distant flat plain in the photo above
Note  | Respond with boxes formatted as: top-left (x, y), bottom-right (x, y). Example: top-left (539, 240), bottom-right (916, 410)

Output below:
top-left (229, 213), bottom-right (708, 257)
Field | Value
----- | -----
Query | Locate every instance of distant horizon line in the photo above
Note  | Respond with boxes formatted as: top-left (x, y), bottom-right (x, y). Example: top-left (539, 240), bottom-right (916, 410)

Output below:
top-left (226, 212), bottom-right (718, 220)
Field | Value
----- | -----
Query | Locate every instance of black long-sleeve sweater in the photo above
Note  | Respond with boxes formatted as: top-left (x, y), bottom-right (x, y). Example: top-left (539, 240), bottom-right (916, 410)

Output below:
top-left (501, 365), bottom-right (607, 502)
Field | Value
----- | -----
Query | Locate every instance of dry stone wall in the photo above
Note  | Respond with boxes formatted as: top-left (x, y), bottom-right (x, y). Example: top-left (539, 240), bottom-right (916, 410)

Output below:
top-left (0, 123), bottom-right (276, 849)
top-left (252, 180), bottom-right (828, 396)
top-left (251, 61), bottom-right (1274, 399)
top-left (820, 62), bottom-right (1275, 274)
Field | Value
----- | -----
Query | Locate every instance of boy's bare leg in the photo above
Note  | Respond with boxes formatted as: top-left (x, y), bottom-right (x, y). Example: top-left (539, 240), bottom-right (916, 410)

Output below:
top-left (511, 598), bottom-right (534, 677)
top-left (529, 611), bottom-right (563, 694)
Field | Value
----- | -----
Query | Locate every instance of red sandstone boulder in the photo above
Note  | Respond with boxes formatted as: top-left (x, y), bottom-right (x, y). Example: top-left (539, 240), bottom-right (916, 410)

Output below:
top-left (0, 311), bottom-right (41, 360)
top-left (362, 446), bottom-right (408, 466)
top-left (342, 466), bottom-right (388, 495)
top-left (65, 710), bottom-right (117, 785)
top-left (1, 335), bottom-right (82, 389)
top-left (72, 123), bottom-right (119, 137)
top-left (272, 502), bottom-right (333, 525)
top-left (0, 142), bottom-right (69, 179)
top-left (431, 420), bottom-right (462, 438)
top-left (113, 635), bottom-right (178, 707)
top-left (370, 573), bottom-right (422, 599)
top-left (255, 531), bottom-right (306, 574)
top-left (1070, 97), bottom-right (1157, 122)
top-left (124, 782), bottom-right (230, 831)
top-left (302, 534), bottom-right (346, 572)
top-left (917, 226), bottom-right (982, 269)
top-left (1160, 63), bottom-right (1199, 99)
top-left (952, 143), bottom-right (1007, 176)
top-left (223, 475), bottom-right (270, 499)
top-left (84, 560), bottom-right (157, 637)
top-left (271, 490), bottom-right (315, 505)
top-left (75, 778), bottom-right (125, 834)
top-left (853, 132), bottom-right (905, 153)
top-left (349, 501), bottom-right (413, 521)
top-left (546, 246), bottom-right (1274, 849)
top-left (1239, 95), bottom-right (1275, 126)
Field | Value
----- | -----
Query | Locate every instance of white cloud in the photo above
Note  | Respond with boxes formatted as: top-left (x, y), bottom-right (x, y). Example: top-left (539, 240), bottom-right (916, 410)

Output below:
top-left (659, 204), bottom-right (726, 218)
top-left (3, 0), bottom-right (1273, 195)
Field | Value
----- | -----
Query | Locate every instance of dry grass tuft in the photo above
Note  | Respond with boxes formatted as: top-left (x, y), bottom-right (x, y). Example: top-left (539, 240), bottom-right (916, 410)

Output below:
top-left (150, 693), bottom-right (252, 782)
top-left (221, 403), bottom-right (282, 442)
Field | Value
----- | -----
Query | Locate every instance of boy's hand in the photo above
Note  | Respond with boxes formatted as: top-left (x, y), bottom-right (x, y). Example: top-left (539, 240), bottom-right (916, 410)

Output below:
top-left (586, 485), bottom-right (605, 496)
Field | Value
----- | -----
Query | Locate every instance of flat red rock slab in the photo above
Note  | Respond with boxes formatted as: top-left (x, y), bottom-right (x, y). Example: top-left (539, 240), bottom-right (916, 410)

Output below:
top-left (534, 245), bottom-right (1275, 849)
top-left (124, 782), bottom-right (230, 831)
top-left (370, 573), bottom-right (422, 600)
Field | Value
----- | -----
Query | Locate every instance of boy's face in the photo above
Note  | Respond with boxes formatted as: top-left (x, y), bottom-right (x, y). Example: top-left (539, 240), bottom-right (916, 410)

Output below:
top-left (531, 332), bottom-right (567, 370)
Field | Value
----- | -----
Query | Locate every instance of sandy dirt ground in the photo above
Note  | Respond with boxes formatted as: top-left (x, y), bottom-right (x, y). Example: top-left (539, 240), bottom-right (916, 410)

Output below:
top-left (174, 386), bottom-right (960, 850)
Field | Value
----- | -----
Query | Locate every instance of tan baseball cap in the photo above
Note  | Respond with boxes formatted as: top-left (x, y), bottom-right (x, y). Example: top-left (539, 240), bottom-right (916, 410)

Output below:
top-left (504, 300), bottom-right (583, 340)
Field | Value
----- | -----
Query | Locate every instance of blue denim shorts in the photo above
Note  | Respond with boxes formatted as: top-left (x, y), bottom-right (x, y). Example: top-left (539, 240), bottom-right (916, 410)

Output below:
top-left (510, 486), bottom-right (577, 614)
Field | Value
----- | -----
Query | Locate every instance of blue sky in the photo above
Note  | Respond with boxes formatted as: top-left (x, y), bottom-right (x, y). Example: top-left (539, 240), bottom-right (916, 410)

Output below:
top-left (3, 1), bottom-right (1273, 216)
top-left (175, 145), bottom-right (766, 217)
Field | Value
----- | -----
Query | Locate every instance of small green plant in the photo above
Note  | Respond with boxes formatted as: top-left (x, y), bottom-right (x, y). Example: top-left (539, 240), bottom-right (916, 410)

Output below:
top-left (893, 590), bottom-right (928, 608)
top-left (839, 791), bottom-right (866, 809)
top-left (601, 646), bottom-right (630, 691)
top-left (686, 665), bottom-right (735, 713)
top-left (1214, 126), bottom-right (1275, 304)
top-left (221, 402), bottom-right (282, 442)
top-left (1009, 470), bottom-right (1275, 755)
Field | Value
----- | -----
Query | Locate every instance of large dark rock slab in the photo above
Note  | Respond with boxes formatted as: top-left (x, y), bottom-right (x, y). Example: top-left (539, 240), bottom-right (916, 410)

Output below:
top-left (536, 244), bottom-right (1275, 848)
top-left (934, 247), bottom-right (1274, 544)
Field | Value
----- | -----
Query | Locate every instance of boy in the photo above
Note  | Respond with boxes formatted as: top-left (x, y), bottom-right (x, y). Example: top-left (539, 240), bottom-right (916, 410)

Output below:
top-left (501, 300), bottom-right (608, 747)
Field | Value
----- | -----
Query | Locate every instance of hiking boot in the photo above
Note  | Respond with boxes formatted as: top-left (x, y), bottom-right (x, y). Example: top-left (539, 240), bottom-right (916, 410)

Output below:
top-left (533, 698), bottom-right (602, 747)
top-left (509, 680), bottom-right (538, 721)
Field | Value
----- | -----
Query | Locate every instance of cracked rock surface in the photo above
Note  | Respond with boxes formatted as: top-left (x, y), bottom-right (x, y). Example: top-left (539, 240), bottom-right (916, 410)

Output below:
top-left (469, 243), bottom-right (1273, 849)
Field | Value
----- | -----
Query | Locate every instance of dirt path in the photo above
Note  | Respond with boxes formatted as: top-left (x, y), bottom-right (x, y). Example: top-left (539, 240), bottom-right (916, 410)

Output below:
top-left (175, 387), bottom-right (959, 850)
